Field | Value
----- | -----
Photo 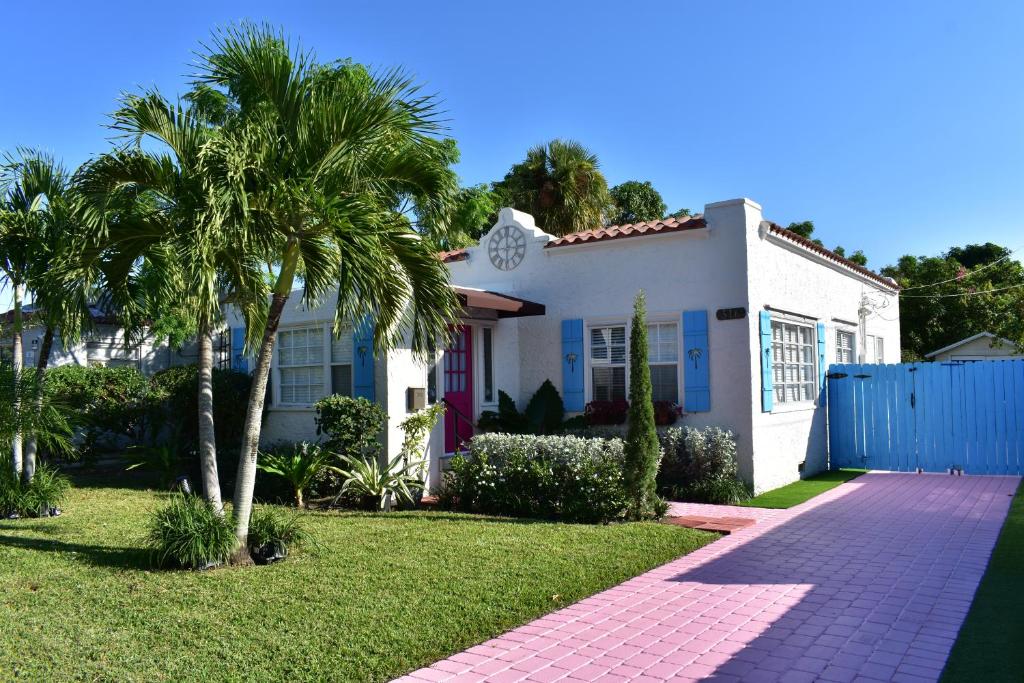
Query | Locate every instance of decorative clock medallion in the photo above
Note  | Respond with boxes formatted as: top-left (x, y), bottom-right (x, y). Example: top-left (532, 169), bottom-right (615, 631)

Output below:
top-left (488, 225), bottom-right (527, 271)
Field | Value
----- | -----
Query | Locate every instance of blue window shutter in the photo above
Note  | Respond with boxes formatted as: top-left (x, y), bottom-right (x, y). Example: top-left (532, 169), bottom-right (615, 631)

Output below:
top-left (352, 316), bottom-right (375, 401)
top-left (561, 319), bottom-right (585, 412)
top-left (759, 311), bottom-right (774, 412)
top-left (816, 321), bottom-right (827, 407)
top-left (231, 327), bottom-right (248, 373)
top-left (682, 310), bottom-right (710, 412)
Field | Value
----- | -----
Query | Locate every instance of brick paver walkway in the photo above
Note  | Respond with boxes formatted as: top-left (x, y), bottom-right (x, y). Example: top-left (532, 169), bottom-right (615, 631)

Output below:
top-left (395, 473), bottom-right (1018, 683)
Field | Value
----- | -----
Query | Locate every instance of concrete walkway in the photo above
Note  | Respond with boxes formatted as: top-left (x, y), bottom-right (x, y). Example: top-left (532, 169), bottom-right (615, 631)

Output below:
top-left (395, 473), bottom-right (1018, 683)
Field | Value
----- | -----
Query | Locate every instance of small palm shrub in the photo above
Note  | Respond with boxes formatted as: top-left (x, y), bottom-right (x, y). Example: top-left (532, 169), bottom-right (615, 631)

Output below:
top-left (21, 465), bottom-right (71, 516)
top-left (447, 433), bottom-right (631, 524)
top-left (247, 506), bottom-right (312, 565)
top-left (0, 465), bottom-right (71, 518)
top-left (257, 442), bottom-right (334, 507)
top-left (146, 494), bottom-right (237, 569)
top-left (334, 454), bottom-right (423, 511)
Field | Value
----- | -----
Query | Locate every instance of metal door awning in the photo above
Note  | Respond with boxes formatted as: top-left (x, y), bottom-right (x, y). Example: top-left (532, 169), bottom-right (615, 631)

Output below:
top-left (452, 286), bottom-right (545, 318)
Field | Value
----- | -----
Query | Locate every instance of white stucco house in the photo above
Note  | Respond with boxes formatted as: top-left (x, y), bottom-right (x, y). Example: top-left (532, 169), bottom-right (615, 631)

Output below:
top-left (925, 332), bottom-right (1023, 363)
top-left (231, 197), bottom-right (900, 495)
top-left (0, 304), bottom-right (211, 375)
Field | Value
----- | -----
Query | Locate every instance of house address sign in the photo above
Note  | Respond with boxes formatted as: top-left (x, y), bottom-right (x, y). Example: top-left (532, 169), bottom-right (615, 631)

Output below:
top-left (715, 307), bottom-right (747, 321)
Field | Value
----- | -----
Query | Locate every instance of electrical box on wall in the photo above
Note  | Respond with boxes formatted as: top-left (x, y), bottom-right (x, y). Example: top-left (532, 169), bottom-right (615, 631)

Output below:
top-left (407, 387), bottom-right (426, 412)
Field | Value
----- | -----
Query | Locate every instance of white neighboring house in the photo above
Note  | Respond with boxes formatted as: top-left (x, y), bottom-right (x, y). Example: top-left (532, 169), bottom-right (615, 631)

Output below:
top-left (229, 197), bottom-right (900, 495)
top-left (0, 304), bottom-right (217, 375)
top-left (925, 332), bottom-right (1024, 363)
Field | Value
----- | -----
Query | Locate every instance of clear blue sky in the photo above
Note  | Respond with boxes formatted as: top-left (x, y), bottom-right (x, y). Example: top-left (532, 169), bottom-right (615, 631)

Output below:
top-left (3, 1), bottom-right (1023, 308)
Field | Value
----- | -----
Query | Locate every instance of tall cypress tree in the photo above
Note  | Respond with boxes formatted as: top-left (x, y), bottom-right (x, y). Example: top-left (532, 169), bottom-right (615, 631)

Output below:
top-left (624, 291), bottom-right (660, 519)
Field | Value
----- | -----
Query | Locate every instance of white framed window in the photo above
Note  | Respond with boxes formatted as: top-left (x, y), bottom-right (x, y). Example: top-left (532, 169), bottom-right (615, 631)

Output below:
top-left (330, 326), bottom-right (353, 396)
top-left (277, 326), bottom-right (326, 405)
top-left (647, 322), bottom-right (679, 403)
top-left (771, 319), bottom-right (817, 404)
top-left (590, 325), bottom-right (626, 401)
top-left (865, 334), bottom-right (885, 363)
top-left (835, 330), bottom-right (855, 364)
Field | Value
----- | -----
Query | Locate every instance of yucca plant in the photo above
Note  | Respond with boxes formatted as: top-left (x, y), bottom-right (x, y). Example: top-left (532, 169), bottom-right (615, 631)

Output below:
top-left (334, 453), bottom-right (423, 511)
top-left (146, 494), bottom-right (237, 569)
top-left (247, 506), bottom-right (312, 565)
top-left (256, 442), bottom-right (334, 508)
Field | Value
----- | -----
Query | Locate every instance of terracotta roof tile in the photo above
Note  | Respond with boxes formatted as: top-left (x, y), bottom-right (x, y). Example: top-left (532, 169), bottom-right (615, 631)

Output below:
top-left (767, 223), bottom-right (898, 289)
top-left (545, 215), bottom-right (706, 248)
top-left (439, 248), bottom-right (468, 263)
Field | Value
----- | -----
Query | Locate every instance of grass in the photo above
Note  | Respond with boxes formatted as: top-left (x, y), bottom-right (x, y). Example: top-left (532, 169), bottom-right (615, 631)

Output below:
top-left (941, 479), bottom-right (1023, 682)
top-left (0, 478), bottom-right (715, 682)
top-left (738, 468), bottom-right (867, 509)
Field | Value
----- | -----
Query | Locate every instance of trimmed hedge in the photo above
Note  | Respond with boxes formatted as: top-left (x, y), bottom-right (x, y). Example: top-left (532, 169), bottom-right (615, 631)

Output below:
top-left (445, 433), bottom-right (631, 524)
top-left (657, 426), bottom-right (750, 504)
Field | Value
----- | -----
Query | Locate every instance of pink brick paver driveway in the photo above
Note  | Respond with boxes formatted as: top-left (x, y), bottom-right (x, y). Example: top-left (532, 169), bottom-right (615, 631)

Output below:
top-left (395, 473), bottom-right (1018, 683)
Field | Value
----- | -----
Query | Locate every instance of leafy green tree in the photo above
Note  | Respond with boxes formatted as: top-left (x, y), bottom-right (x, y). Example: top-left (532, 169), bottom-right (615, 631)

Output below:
top-left (608, 180), bottom-right (666, 225)
top-left (195, 24), bottom-right (460, 555)
top-left (833, 245), bottom-right (868, 267)
top-left (424, 184), bottom-right (498, 249)
top-left (623, 291), bottom-right (659, 520)
top-left (785, 220), bottom-right (825, 246)
top-left (666, 207), bottom-right (692, 219)
top-left (492, 139), bottom-right (611, 236)
top-left (881, 242), bottom-right (1024, 360)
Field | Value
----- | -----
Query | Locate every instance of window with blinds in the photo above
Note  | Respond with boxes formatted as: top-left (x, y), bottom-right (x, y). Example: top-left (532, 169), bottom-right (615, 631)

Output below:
top-left (277, 327), bottom-right (325, 405)
top-left (591, 326), bottom-right (626, 401)
top-left (647, 322), bottom-right (679, 403)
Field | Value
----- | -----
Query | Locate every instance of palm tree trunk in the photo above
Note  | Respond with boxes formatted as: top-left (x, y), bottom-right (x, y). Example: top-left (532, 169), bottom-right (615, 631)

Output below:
top-left (197, 322), bottom-right (223, 515)
top-left (22, 325), bottom-right (54, 483)
top-left (231, 241), bottom-right (300, 560)
top-left (10, 282), bottom-right (24, 477)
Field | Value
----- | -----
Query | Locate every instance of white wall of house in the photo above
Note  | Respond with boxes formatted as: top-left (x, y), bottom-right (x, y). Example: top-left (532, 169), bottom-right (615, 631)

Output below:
top-left (223, 198), bottom-right (901, 495)
top-left (741, 200), bottom-right (901, 492)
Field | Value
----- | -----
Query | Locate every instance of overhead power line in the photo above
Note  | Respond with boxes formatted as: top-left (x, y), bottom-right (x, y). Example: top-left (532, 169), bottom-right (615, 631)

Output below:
top-left (899, 282), bottom-right (1024, 298)
top-left (896, 247), bottom-right (1020, 291)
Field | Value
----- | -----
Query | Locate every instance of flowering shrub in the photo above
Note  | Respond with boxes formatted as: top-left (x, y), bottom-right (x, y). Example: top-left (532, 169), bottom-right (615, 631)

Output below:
top-left (657, 426), bottom-right (750, 504)
top-left (653, 401), bottom-right (680, 426)
top-left (584, 400), bottom-right (629, 426)
top-left (445, 433), bottom-right (630, 524)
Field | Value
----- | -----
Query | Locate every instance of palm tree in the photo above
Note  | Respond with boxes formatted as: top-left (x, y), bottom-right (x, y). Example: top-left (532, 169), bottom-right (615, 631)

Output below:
top-left (75, 91), bottom-right (268, 514)
top-left (9, 153), bottom-right (94, 481)
top-left (492, 139), bottom-right (612, 236)
top-left (194, 24), bottom-right (460, 555)
top-left (0, 149), bottom-right (57, 475)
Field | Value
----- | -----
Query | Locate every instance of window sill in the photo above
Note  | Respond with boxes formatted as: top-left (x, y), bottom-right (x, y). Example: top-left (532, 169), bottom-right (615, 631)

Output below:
top-left (770, 402), bottom-right (819, 415)
top-left (266, 405), bottom-right (316, 412)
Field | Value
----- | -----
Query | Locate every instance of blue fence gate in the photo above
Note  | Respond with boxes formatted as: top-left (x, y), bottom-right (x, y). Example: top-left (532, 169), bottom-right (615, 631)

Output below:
top-left (828, 360), bottom-right (1024, 475)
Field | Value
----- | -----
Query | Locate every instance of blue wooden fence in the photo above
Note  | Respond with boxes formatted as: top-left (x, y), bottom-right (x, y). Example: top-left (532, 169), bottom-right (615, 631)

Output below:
top-left (828, 360), bottom-right (1024, 475)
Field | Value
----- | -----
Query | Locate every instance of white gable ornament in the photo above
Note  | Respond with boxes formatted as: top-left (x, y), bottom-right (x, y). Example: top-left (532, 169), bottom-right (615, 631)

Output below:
top-left (488, 224), bottom-right (527, 271)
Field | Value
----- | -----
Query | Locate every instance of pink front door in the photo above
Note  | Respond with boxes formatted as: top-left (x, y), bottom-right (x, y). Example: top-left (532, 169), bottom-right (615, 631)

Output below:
top-left (443, 326), bottom-right (473, 453)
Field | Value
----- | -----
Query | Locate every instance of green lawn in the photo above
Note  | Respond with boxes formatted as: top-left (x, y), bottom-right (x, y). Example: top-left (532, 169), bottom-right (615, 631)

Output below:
top-left (941, 479), bottom-right (1023, 682)
top-left (0, 479), bottom-right (715, 682)
top-left (738, 469), bottom-right (867, 509)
